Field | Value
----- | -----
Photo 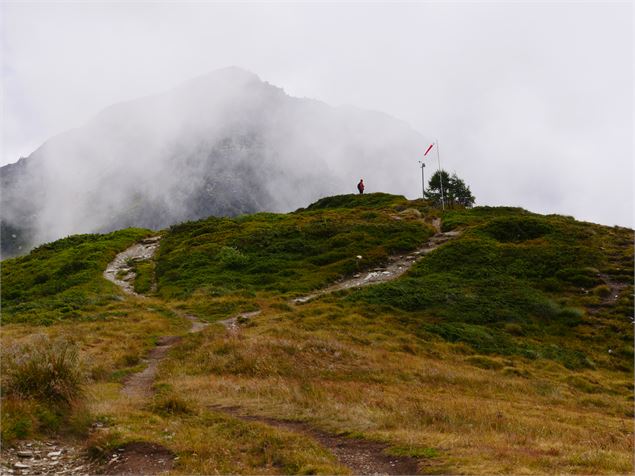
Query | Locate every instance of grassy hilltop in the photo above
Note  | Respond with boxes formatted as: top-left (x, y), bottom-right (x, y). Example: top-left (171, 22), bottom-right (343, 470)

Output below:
top-left (1, 193), bottom-right (633, 474)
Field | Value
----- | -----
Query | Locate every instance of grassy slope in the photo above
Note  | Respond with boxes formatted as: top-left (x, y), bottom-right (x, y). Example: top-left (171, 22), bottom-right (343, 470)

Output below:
top-left (155, 193), bottom-right (435, 320)
top-left (156, 193), bottom-right (433, 298)
top-left (352, 208), bottom-right (633, 371)
top-left (1, 229), bottom-right (152, 325)
top-left (1, 194), bottom-right (633, 474)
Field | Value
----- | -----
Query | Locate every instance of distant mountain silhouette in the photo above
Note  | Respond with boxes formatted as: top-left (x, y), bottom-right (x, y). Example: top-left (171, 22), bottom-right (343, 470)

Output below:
top-left (1, 67), bottom-right (427, 257)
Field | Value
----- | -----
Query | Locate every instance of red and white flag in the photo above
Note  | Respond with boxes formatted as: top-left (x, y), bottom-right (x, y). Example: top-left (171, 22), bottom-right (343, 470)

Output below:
top-left (424, 143), bottom-right (434, 156)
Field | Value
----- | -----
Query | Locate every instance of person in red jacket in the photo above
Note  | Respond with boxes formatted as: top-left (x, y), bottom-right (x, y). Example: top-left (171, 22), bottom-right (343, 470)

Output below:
top-left (357, 179), bottom-right (365, 194)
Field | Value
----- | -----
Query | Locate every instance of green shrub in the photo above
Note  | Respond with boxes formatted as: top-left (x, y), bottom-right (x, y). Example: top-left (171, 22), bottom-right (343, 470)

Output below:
top-left (150, 392), bottom-right (195, 416)
top-left (155, 200), bottom-right (432, 297)
top-left (218, 246), bottom-right (249, 269)
top-left (1, 335), bottom-right (90, 444)
top-left (480, 216), bottom-right (553, 243)
top-left (555, 268), bottom-right (603, 288)
top-left (504, 323), bottom-right (525, 336)
top-left (304, 193), bottom-right (407, 211)
top-left (593, 285), bottom-right (611, 298)
top-left (133, 260), bottom-right (155, 294)
top-left (1, 228), bottom-right (151, 325)
top-left (387, 445), bottom-right (439, 458)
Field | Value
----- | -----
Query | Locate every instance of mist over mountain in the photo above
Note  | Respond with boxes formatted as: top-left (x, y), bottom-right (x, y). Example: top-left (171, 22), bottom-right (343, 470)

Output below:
top-left (1, 67), bottom-right (428, 257)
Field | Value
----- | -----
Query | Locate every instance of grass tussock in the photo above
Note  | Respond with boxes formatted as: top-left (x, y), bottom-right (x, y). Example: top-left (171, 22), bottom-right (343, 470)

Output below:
top-left (1, 334), bottom-right (90, 444)
top-left (2, 334), bottom-right (84, 405)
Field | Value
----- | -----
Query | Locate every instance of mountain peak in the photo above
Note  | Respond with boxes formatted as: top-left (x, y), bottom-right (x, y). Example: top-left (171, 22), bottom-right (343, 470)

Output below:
top-left (180, 66), bottom-right (262, 89)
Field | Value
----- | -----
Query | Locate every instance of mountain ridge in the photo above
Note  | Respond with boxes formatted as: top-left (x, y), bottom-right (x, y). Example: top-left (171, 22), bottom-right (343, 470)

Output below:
top-left (1, 67), bottom-right (428, 257)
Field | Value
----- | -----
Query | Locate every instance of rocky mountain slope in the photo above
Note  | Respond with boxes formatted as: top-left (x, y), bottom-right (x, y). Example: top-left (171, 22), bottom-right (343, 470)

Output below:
top-left (1, 67), bottom-right (427, 257)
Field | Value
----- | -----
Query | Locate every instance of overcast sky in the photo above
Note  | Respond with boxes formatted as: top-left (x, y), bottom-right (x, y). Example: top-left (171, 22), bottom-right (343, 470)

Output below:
top-left (2, 1), bottom-right (633, 227)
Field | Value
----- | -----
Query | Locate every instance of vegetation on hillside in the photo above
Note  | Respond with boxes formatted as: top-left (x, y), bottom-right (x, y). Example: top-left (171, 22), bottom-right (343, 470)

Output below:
top-left (1, 229), bottom-right (151, 325)
top-left (351, 207), bottom-right (633, 370)
top-left (155, 194), bottom-right (435, 299)
top-left (1, 193), bottom-right (632, 474)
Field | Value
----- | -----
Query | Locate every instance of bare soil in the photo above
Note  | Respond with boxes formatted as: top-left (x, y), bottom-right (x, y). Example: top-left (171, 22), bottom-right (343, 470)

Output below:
top-left (122, 335), bottom-right (181, 399)
top-left (598, 273), bottom-right (630, 305)
top-left (586, 273), bottom-right (632, 322)
top-left (211, 405), bottom-right (421, 475)
top-left (98, 442), bottom-right (174, 475)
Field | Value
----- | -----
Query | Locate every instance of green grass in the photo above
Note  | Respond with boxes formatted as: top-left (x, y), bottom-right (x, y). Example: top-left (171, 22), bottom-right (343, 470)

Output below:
top-left (303, 192), bottom-right (411, 211)
top-left (1, 228), bottom-right (151, 325)
top-left (155, 194), bottom-right (434, 299)
top-left (347, 208), bottom-right (633, 370)
top-left (133, 260), bottom-right (155, 294)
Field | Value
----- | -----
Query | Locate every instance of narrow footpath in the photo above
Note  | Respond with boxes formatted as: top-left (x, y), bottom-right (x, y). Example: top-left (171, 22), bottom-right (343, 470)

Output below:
top-left (3, 225), bottom-right (460, 476)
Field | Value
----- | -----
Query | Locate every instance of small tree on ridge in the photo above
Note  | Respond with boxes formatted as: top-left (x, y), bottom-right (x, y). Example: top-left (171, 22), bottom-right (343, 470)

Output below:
top-left (425, 170), bottom-right (475, 208)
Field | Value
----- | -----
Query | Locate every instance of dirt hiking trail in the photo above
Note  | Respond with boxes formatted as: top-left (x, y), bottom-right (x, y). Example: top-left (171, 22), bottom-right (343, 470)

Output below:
top-left (122, 313), bottom-right (208, 398)
top-left (103, 236), bottom-right (161, 295)
top-left (211, 406), bottom-right (421, 476)
top-left (294, 226), bottom-right (461, 304)
top-left (102, 235), bottom-right (209, 397)
top-left (50, 224), bottom-right (462, 475)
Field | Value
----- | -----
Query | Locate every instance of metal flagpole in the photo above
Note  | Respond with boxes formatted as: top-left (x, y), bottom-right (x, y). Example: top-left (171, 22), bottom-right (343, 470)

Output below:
top-left (419, 161), bottom-right (425, 199)
top-left (435, 139), bottom-right (445, 210)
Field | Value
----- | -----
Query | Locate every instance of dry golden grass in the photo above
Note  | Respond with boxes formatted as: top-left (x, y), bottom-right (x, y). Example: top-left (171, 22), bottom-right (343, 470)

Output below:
top-left (3, 295), bottom-right (632, 474)
top-left (1, 298), bottom-right (346, 474)
top-left (154, 309), bottom-right (633, 475)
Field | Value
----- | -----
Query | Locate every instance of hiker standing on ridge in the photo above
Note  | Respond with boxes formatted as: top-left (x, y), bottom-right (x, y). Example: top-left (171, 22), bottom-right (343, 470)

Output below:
top-left (357, 179), bottom-right (365, 194)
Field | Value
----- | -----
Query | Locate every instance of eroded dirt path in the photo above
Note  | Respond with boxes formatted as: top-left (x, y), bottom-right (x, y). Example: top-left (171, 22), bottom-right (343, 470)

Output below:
top-left (121, 314), bottom-right (209, 398)
top-left (103, 236), bottom-right (161, 295)
top-left (211, 406), bottom-right (420, 475)
top-left (91, 226), bottom-right (461, 474)
top-left (122, 335), bottom-right (181, 398)
top-left (103, 237), bottom-right (209, 397)
top-left (293, 228), bottom-right (461, 304)
top-left (598, 273), bottom-right (630, 305)
top-left (99, 442), bottom-right (174, 476)
top-left (101, 238), bottom-right (211, 474)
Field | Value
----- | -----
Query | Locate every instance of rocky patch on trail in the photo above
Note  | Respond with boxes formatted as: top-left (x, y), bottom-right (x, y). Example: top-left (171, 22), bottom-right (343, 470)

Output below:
top-left (103, 236), bottom-right (161, 296)
top-left (0, 440), bottom-right (97, 476)
top-left (99, 442), bottom-right (174, 475)
top-left (586, 273), bottom-right (632, 324)
top-left (293, 229), bottom-right (461, 304)
top-left (217, 310), bottom-right (261, 332)
top-left (597, 273), bottom-right (630, 306)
